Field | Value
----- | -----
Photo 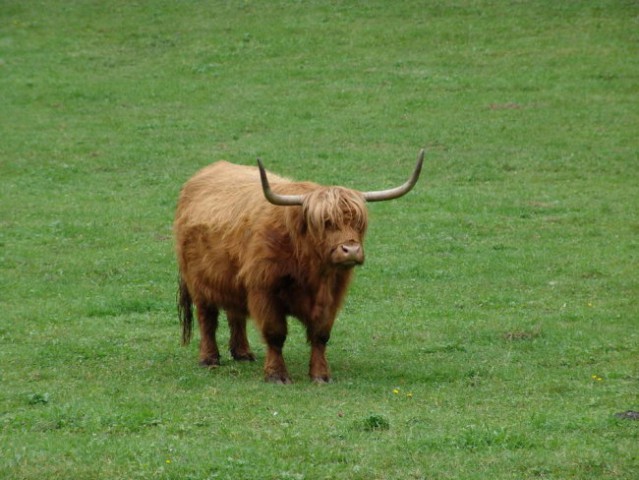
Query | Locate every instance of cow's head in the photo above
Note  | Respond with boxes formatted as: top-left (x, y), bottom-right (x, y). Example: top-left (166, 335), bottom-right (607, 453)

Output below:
top-left (258, 150), bottom-right (424, 269)
top-left (302, 186), bottom-right (368, 267)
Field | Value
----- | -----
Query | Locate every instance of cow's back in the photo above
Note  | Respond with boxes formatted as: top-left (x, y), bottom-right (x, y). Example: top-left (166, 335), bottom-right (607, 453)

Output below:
top-left (176, 162), bottom-right (280, 225)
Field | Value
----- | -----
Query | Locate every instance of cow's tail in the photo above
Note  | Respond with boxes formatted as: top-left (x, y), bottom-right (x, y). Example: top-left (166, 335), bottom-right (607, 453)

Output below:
top-left (177, 275), bottom-right (194, 346)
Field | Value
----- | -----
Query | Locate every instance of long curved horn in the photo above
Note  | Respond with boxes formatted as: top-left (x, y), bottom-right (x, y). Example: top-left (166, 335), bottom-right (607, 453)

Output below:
top-left (362, 149), bottom-right (424, 202)
top-left (257, 158), bottom-right (305, 206)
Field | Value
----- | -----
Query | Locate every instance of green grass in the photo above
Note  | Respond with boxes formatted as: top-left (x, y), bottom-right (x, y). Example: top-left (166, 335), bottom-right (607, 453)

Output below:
top-left (1, 1), bottom-right (638, 478)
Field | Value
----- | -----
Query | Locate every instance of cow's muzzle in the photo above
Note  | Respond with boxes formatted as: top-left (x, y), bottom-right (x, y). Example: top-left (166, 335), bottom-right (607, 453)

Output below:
top-left (332, 243), bottom-right (365, 267)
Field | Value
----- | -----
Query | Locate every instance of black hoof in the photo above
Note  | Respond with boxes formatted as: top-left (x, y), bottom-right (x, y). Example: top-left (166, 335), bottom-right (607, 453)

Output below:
top-left (265, 373), bottom-right (292, 384)
top-left (231, 351), bottom-right (256, 362)
top-left (311, 375), bottom-right (332, 384)
top-left (199, 357), bottom-right (221, 368)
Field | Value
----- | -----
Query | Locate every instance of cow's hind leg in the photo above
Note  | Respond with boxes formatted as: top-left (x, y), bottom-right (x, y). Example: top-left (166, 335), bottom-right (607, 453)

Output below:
top-left (196, 303), bottom-right (220, 366)
top-left (227, 310), bottom-right (255, 361)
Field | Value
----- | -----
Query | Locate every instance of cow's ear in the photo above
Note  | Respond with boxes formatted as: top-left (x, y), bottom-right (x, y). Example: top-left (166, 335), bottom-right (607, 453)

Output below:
top-left (286, 209), bottom-right (308, 236)
top-left (298, 216), bottom-right (308, 235)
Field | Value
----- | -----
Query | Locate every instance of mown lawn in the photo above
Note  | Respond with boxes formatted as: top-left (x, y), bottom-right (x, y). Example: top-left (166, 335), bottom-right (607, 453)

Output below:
top-left (1, 1), bottom-right (638, 479)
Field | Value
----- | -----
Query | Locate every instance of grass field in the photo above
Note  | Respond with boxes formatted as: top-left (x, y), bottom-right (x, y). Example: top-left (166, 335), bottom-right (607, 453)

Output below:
top-left (1, 1), bottom-right (638, 479)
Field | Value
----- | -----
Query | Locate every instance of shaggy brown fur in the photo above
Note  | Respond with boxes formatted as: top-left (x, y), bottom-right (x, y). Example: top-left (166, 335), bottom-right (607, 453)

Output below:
top-left (175, 162), bottom-right (368, 383)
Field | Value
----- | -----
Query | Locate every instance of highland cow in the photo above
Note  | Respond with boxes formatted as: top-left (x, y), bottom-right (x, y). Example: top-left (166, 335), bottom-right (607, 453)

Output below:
top-left (174, 150), bottom-right (424, 383)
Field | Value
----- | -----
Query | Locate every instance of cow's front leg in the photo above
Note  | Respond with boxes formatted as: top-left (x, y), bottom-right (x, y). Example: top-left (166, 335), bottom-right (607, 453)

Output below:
top-left (306, 283), bottom-right (338, 383)
top-left (307, 317), bottom-right (335, 383)
top-left (309, 338), bottom-right (331, 383)
top-left (248, 291), bottom-right (291, 384)
top-left (264, 332), bottom-right (291, 384)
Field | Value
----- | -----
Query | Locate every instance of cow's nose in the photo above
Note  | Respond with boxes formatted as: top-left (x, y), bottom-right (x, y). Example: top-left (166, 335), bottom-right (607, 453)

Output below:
top-left (341, 244), bottom-right (361, 256)
top-left (337, 243), bottom-right (364, 266)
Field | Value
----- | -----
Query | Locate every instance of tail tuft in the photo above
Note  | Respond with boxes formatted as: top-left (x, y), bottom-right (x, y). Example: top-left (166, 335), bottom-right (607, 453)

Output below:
top-left (177, 275), bottom-right (193, 345)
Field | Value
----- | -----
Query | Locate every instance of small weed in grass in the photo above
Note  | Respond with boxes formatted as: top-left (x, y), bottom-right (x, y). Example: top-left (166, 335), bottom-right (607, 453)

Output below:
top-left (26, 393), bottom-right (50, 406)
top-left (360, 414), bottom-right (391, 432)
